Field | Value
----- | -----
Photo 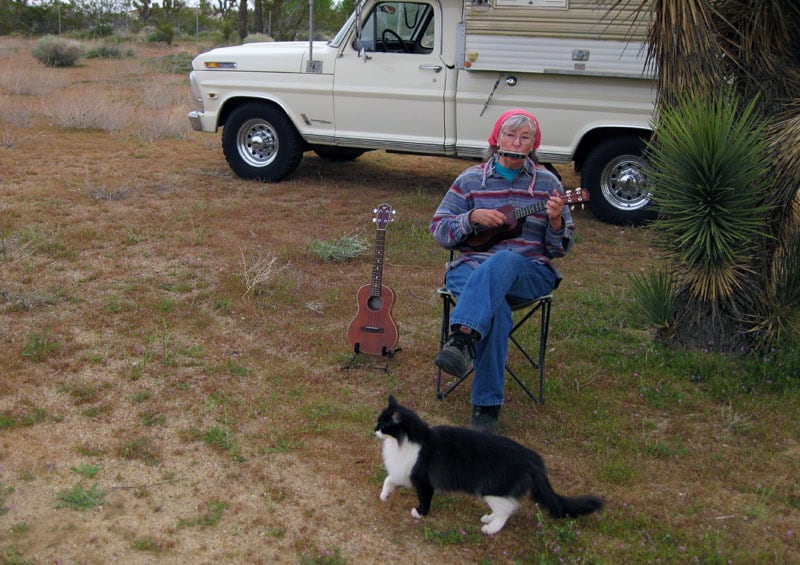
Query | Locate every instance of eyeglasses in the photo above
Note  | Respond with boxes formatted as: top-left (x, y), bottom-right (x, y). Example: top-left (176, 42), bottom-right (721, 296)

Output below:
top-left (501, 131), bottom-right (533, 144)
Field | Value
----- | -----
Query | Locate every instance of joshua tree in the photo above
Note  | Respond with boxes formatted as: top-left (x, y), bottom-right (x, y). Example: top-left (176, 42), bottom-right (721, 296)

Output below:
top-left (617, 0), bottom-right (800, 350)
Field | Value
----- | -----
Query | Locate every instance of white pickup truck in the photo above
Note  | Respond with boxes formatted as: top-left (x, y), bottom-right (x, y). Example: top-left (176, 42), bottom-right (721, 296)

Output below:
top-left (188, 0), bottom-right (656, 225)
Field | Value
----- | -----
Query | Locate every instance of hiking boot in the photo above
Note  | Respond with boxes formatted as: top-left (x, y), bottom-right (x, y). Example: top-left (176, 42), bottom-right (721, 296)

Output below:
top-left (434, 331), bottom-right (476, 378)
top-left (470, 405), bottom-right (501, 434)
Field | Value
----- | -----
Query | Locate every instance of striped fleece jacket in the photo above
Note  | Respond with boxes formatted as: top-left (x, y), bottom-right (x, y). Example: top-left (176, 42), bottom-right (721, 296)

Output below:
top-left (429, 156), bottom-right (574, 281)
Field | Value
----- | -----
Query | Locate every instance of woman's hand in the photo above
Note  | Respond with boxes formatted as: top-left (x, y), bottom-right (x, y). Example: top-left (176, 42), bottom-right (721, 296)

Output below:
top-left (546, 190), bottom-right (564, 230)
top-left (469, 208), bottom-right (508, 228)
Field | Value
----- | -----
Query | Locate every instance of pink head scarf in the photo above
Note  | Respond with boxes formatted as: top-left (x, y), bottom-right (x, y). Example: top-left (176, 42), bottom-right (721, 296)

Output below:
top-left (487, 109), bottom-right (542, 150)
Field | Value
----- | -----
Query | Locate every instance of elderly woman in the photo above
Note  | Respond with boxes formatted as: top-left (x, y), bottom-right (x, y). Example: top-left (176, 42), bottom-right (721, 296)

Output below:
top-left (429, 109), bottom-right (574, 433)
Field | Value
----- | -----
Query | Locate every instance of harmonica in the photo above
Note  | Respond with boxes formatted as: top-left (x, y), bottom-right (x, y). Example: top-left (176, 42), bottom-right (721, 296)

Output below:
top-left (497, 150), bottom-right (528, 159)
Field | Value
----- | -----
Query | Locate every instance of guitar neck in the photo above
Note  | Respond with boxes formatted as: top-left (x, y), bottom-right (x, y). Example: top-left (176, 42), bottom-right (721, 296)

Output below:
top-left (510, 200), bottom-right (547, 221)
top-left (370, 229), bottom-right (386, 296)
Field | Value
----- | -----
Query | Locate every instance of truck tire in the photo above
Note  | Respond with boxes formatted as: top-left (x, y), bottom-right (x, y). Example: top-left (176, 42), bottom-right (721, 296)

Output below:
top-left (582, 136), bottom-right (655, 226)
top-left (222, 102), bottom-right (303, 182)
top-left (312, 146), bottom-right (367, 162)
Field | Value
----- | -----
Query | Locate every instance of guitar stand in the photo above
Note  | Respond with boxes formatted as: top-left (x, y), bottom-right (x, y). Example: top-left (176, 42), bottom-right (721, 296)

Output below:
top-left (343, 344), bottom-right (402, 373)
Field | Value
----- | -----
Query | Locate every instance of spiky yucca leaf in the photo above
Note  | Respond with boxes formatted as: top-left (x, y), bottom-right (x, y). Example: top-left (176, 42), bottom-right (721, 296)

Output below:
top-left (646, 92), bottom-right (772, 303)
top-left (765, 103), bottom-right (800, 235)
top-left (750, 229), bottom-right (800, 346)
top-left (629, 267), bottom-right (678, 331)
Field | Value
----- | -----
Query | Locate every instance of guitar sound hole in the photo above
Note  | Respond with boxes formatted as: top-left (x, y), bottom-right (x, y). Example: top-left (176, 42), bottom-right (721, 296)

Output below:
top-left (367, 296), bottom-right (384, 311)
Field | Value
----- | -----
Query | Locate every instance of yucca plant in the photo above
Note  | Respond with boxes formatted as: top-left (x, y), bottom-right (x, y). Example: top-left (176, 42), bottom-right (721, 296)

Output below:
top-left (644, 91), bottom-right (772, 348)
top-left (647, 92), bottom-right (772, 301)
top-left (606, 0), bottom-right (800, 351)
top-left (629, 267), bottom-right (678, 339)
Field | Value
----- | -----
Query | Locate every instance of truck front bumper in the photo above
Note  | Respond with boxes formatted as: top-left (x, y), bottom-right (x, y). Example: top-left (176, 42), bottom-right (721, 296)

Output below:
top-left (188, 111), bottom-right (204, 132)
top-left (187, 111), bottom-right (218, 133)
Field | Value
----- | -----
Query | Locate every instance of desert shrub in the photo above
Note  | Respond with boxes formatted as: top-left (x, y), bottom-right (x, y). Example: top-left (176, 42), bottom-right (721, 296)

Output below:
top-left (76, 23), bottom-right (114, 39)
top-left (32, 36), bottom-right (84, 68)
top-left (146, 52), bottom-right (193, 74)
top-left (308, 235), bottom-right (368, 262)
top-left (85, 45), bottom-right (124, 59)
top-left (218, 20), bottom-right (236, 43)
top-left (148, 21), bottom-right (175, 45)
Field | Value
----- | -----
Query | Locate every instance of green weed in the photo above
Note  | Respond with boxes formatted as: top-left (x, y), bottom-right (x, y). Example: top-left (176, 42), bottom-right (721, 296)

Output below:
top-left (139, 411), bottom-right (166, 427)
top-left (70, 463), bottom-right (102, 478)
top-left (132, 390), bottom-right (151, 403)
top-left (203, 426), bottom-right (234, 450)
top-left (308, 235), bottom-right (368, 262)
top-left (177, 499), bottom-right (227, 528)
top-left (297, 546), bottom-right (347, 565)
top-left (132, 537), bottom-right (161, 551)
top-left (10, 521), bottom-right (29, 535)
top-left (55, 482), bottom-right (106, 510)
top-left (0, 406), bottom-right (46, 429)
top-left (21, 327), bottom-right (61, 361)
top-left (1, 546), bottom-right (32, 565)
top-left (117, 436), bottom-right (161, 466)
top-left (422, 524), bottom-right (481, 546)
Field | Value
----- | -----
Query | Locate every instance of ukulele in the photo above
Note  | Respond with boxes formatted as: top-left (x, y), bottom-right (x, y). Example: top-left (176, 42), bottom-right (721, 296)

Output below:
top-left (466, 188), bottom-right (589, 252)
top-left (347, 204), bottom-right (399, 356)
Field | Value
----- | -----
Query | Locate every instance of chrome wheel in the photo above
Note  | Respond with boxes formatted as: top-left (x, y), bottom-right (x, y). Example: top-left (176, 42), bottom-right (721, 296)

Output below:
top-left (237, 118), bottom-right (279, 168)
top-left (600, 155), bottom-right (650, 212)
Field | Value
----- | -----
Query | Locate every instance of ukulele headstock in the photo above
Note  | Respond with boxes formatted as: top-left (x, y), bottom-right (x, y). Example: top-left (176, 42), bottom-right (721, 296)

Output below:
top-left (563, 188), bottom-right (590, 210)
top-left (373, 204), bottom-right (396, 231)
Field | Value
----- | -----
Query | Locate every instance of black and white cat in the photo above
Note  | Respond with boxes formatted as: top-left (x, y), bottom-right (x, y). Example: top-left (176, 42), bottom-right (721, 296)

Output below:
top-left (374, 396), bottom-right (603, 535)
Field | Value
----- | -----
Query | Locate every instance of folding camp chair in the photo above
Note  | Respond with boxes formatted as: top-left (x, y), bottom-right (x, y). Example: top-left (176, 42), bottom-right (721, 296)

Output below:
top-left (435, 253), bottom-right (552, 404)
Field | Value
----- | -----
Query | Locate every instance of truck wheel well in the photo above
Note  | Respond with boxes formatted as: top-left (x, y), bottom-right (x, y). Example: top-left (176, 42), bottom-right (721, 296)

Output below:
top-left (218, 98), bottom-right (283, 130)
top-left (573, 127), bottom-right (652, 172)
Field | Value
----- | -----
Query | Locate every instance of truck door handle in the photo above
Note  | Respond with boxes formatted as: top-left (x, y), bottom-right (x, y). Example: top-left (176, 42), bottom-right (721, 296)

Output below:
top-left (419, 64), bottom-right (443, 73)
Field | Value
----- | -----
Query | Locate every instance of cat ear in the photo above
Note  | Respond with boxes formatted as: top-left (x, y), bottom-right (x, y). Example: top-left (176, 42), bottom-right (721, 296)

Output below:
top-left (388, 395), bottom-right (398, 407)
top-left (391, 410), bottom-right (402, 424)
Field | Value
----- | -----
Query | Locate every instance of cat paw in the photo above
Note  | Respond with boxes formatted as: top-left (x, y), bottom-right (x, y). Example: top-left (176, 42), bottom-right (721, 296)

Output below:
top-left (411, 508), bottom-right (422, 520)
top-left (380, 479), bottom-right (394, 501)
top-left (481, 522), bottom-right (504, 535)
top-left (480, 513), bottom-right (494, 524)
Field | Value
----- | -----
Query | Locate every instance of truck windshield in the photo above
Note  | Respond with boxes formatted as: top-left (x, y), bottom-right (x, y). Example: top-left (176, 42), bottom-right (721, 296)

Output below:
top-left (329, 12), bottom-right (356, 48)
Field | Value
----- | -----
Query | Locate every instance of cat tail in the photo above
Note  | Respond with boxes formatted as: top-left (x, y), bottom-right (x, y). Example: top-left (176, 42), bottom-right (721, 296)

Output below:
top-left (530, 467), bottom-right (604, 519)
top-left (552, 494), bottom-right (604, 518)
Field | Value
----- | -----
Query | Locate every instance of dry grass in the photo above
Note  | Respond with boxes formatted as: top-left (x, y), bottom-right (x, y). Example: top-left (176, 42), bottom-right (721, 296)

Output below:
top-left (1, 36), bottom-right (798, 563)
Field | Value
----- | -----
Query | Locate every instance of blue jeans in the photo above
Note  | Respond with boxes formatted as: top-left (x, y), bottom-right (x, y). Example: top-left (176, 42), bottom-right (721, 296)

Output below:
top-left (445, 250), bottom-right (556, 407)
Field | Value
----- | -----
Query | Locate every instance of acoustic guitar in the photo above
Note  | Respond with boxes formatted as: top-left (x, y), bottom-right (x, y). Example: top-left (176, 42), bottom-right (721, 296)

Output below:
top-left (347, 204), bottom-right (399, 356)
top-left (466, 188), bottom-right (589, 252)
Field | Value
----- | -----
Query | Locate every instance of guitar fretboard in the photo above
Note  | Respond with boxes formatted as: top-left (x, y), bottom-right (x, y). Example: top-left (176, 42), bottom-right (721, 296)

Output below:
top-left (510, 201), bottom-right (547, 221)
top-left (371, 228), bottom-right (386, 297)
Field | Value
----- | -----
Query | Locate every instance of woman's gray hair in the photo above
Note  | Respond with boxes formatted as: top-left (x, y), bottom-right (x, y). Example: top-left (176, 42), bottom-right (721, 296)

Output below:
top-left (483, 113), bottom-right (539, 162)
